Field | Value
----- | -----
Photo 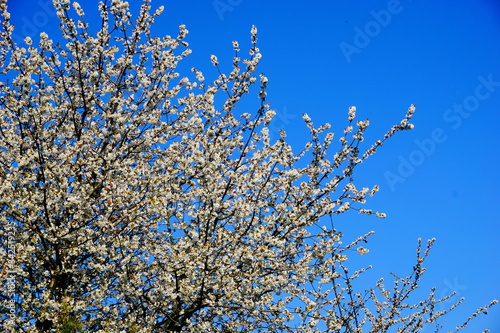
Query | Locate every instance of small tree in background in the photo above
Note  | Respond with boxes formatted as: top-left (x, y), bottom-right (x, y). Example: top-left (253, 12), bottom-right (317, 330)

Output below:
top-left (0, 0), bottom-right (496, 331)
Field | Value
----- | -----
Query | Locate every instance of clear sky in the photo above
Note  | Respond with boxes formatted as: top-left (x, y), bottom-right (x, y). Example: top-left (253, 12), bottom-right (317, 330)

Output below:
top-left (7, 0), bottom-right (500, 331)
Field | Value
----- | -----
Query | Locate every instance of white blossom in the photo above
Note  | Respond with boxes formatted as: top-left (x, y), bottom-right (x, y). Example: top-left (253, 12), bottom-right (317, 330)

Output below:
top-left (0, 2), bottom-right (494, 332)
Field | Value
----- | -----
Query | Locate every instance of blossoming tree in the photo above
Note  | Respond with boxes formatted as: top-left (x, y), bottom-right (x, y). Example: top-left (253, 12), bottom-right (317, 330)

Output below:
top-left (0, 0), bottom-right (496, 332)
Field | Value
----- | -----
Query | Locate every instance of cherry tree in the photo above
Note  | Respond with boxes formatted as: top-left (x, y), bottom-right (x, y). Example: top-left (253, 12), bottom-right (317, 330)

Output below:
top-left (0, 0), bottom-right (496, 332)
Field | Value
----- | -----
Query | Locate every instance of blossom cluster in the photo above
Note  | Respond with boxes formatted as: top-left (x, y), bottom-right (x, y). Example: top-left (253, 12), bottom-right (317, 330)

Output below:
top-left (0, 0), bottom-right (495, 332)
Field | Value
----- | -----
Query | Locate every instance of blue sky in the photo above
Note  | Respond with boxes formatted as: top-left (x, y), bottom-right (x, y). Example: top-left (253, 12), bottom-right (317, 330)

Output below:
top-left (8, 0), bottom-right (500, 331)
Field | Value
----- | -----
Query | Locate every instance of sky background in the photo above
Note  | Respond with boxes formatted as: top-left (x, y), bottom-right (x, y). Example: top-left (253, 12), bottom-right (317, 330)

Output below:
top-left (7, 0), bottom-right (500, 331)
